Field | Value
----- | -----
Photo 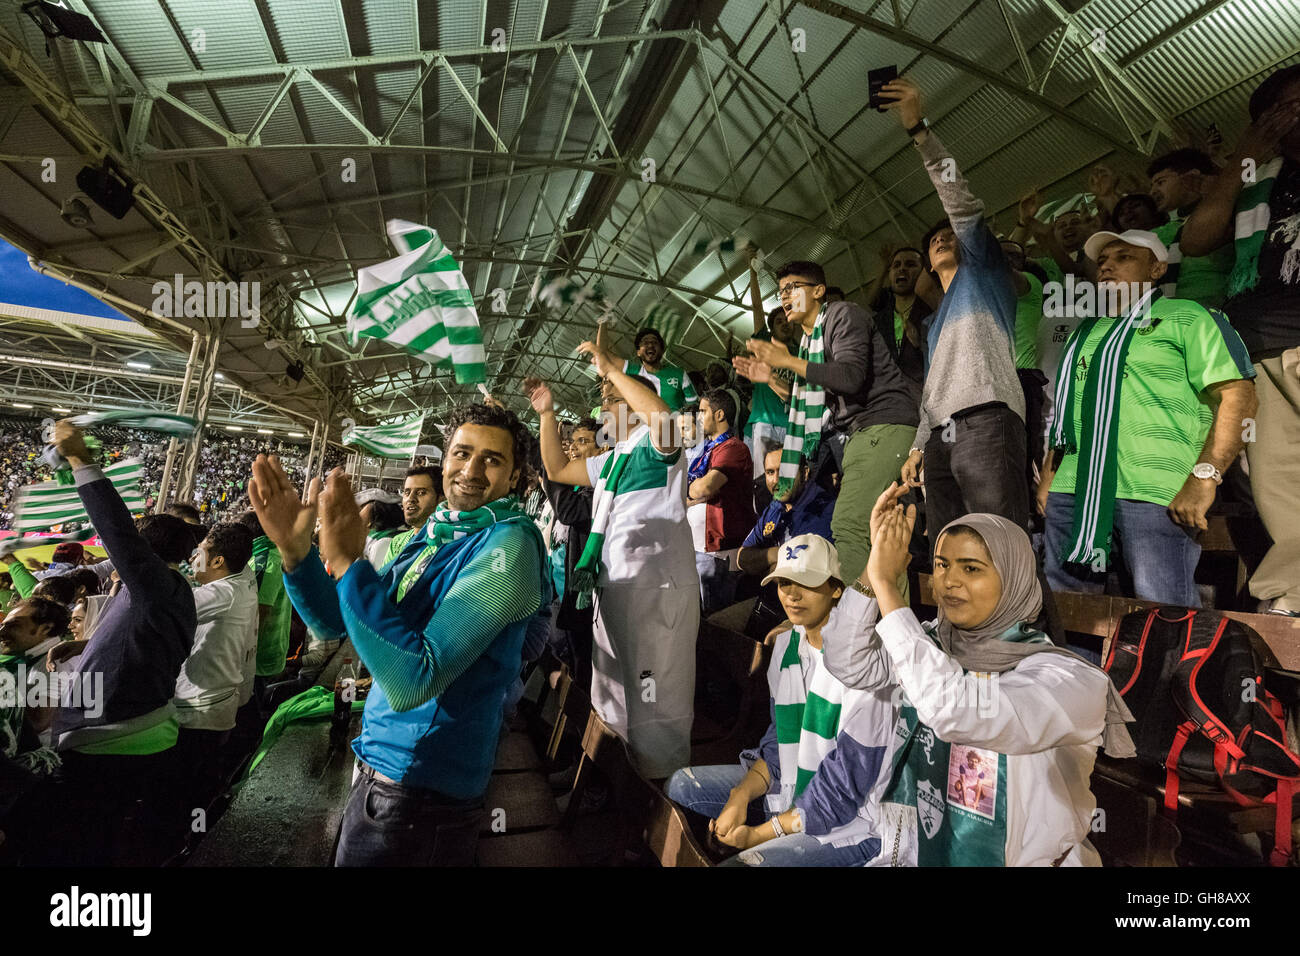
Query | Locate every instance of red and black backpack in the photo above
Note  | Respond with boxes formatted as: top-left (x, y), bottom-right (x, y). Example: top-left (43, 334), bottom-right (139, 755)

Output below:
top-left (1104, 607), bottom-right (1300, 866)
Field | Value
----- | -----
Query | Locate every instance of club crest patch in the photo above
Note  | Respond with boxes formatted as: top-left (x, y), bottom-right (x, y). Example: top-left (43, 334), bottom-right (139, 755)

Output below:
top-left (917, 780), bottom-right (946, 840)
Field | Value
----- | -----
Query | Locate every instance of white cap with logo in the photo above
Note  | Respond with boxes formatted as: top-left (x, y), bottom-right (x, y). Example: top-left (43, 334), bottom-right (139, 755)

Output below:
top-left (1083, 229), bottom-right (1169, 263)
top-left (761, 533), bottom-right (843, 588)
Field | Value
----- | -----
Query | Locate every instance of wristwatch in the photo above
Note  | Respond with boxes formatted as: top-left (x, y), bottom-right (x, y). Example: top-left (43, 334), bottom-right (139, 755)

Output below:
top-left (1191, 462), bottom-right (1223, 485)
top-left (907, 117), bottom-right (931, 139)
top-left (851, 580), bottom-right (877, 599)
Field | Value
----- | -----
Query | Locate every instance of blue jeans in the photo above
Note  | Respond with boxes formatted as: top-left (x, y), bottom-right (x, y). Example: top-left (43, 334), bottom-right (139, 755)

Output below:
top-left (334, 771), bottom-right (484, 867)
top-left (721, 832), bottom-right (881, 867)
top-left (697, 553), bottom-right (739, 616)
top-left (1044, 491), bottom-right (1202, 626)
top-left (665, 765), bottom-right (879, 867)
top-left (666, 764), bottom-right (767, 824)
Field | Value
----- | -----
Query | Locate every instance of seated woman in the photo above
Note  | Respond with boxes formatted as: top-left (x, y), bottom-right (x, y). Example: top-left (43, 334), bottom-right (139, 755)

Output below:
top-left (823, 484), bottom-right (1134, 866)
top-left (665, 533), bottom-right (897, 867)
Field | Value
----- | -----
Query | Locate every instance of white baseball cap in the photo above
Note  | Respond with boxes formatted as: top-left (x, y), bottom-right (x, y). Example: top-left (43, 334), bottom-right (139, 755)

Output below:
top-left (1084, 229), bottom-right (1169, 263)
top-left (355, 487), bottom-right (400, 506)
top-left (761, 533), bottom-right (843, 588)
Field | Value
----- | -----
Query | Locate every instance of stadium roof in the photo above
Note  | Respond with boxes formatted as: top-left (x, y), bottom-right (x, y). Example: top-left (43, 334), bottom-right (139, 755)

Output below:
top-left (1, 0), bottom-right (1296, 440)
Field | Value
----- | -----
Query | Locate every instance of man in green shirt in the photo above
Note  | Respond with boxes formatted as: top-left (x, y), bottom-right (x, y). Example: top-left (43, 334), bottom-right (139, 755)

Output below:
top-left (1149, 148), bottom-right (1235, 308)
top-left (1037, 230), bottom-right (1257, 636)
top-left (621, 326), bottom-right (698, 412)
top-left (240, 512), bottom-right (292, 697)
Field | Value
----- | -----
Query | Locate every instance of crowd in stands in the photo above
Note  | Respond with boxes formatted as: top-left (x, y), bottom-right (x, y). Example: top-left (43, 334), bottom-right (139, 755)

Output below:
top-left (1, 65), bottom-right (1297, 868)
top-left (0, 415), bottom-right (343, 530)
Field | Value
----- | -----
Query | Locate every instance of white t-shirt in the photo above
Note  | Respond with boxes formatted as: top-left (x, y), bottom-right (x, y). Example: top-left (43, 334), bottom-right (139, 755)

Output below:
top-left (585, 424), bottom-right (697, 589)
top-left (1036, 312), bottom-right (1084, 438)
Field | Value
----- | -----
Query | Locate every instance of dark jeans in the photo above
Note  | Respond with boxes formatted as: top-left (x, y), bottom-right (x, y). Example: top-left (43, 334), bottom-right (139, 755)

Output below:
top-left (924, 402), bottom-right (1029, 546)
top-left (334, 770), bottom-right (485, 867)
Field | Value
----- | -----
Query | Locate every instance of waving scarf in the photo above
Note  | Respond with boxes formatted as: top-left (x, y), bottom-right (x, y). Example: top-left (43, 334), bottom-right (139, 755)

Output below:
top-left (934, 514), bottom-right (1135, 758)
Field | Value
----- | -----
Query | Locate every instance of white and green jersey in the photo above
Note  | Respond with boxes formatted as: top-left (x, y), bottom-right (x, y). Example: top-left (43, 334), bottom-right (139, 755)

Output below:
top-left (622, 359), bottom-right (698, 412)
top-left (584, 424), bottom-right (696, 587)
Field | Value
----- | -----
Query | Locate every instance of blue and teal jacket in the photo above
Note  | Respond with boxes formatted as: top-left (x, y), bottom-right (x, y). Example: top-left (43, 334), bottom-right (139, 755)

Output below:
top-left (283, 518), bottom-right (548, 799)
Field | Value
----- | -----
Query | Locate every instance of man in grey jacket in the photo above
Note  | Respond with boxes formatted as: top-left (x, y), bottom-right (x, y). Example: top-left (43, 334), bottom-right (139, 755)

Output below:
top-left (738, 260), bottom-right (918, 584)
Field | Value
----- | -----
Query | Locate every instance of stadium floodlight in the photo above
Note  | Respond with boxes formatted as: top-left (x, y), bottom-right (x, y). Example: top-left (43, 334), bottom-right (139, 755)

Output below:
top-left (215, 373), bottom-right (225, 379)
top-left (225, 426), bottom-right (243, 432)
top-left (60, 196), bottom-right (93, 229)
top-left (51, 407), bottom-right (72, 412)
top-left (126, 361), bottom-right (151, 369)
top-left (257, 428), bottom-right (273, 434)
top-left (288, 432), bottom-right (305, 438)
top-left (13, 402), bottom-right (34, 408)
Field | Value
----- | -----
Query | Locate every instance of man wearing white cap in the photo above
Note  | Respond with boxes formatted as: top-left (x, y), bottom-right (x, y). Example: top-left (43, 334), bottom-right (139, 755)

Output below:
top-left (1036, 230), bottom-right (1257, 641)
top-left (665, 533), bottom-right (896, 866)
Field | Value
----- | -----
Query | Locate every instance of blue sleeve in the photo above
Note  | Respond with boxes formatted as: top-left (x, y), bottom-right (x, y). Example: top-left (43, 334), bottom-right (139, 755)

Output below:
top-left (740, 699), bottom-right (781, 794)
top-left (792, 732), bottom-right (888, 836)
top-left (337, 523), bottom-right (543, 712)
top-left (282, 546), bottom-right (348, 640)
top-left (742, 506), bottom-right (775, 549)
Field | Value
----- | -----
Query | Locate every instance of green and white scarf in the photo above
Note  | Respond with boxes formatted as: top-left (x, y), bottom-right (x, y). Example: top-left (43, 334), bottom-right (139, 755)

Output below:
top-left (775, 312), bottom-right (826, 499)
top-left (1228, 157), bottom-right (1284, 298)
top-left (570, 444), bottom-right (634, 609)
top-left (770, 627), bottom-right (849, 811)
top-left (394, 496), bottom-right (530, 602)
top-left (1048, 288), bottom-right (1160, 564)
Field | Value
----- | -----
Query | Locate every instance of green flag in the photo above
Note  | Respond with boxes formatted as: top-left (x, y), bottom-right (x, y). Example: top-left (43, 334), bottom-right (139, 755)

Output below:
top-left (342, 414), bottom-right (426, 458)
top-left (347, 220), bottom-right (486, 384)
top-left (12, 459), bottom-right (146, 533)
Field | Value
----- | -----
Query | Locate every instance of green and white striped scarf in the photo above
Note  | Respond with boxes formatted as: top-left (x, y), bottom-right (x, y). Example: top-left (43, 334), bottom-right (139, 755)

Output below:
top-left (394, 496), bottom-right (531, 602)
top-left (1048, 289), bottom-right (1160, 564)
top-left (569, 441), bottom-right (634, 610)
top-left (771, 627), bottom-right (849, 810)
top-left (1228, 157), bottom-right (1284, 298)
top-left (775, 312), bottom-right (826, 499)
top-left (12, 458), bottom-right (146, 533)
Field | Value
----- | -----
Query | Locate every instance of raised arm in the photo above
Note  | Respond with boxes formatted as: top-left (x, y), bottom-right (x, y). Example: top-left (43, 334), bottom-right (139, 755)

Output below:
top-left (53, 421), bottom-right (174, 599)
top-left (1182, 105), bottom-right (1298, 256)
top-left (526, 378), bottom-right (593, 487)
top-left (579, 326), bottom-right (676, 453)
top-left (748, 251), bottom-right (767, 338)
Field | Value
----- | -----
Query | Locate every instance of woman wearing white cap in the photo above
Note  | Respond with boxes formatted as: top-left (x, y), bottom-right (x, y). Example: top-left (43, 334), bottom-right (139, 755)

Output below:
top-left (664, 533), bottom-right (898, 866)
top-left (823, 484), bottom-right (1135, 866)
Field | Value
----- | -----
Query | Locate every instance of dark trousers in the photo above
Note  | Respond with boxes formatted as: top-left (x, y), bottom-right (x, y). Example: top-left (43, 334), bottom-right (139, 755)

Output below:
top-left (1017, 369), bottom-right (1048, 492)
top-left (924, 402), bottom-right (1030, 545)
top-left (334, 770), bottom-right (485, 867)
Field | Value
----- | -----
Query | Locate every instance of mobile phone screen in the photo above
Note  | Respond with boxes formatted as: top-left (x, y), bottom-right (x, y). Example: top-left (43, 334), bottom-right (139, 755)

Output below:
top-left (869, 65), bottom-right (899, 113)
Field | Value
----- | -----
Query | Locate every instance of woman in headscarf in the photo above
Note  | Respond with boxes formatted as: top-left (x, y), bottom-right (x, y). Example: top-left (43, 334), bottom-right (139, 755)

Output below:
top-left (821, 483), bottom-right (1134, 866)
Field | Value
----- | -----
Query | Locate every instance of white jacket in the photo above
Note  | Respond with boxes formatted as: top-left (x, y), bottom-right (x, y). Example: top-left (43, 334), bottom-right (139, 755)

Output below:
top-left (823, 589), bottom-right (1109, 867)
top-left (174, 564), bottom-right (260, 732)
